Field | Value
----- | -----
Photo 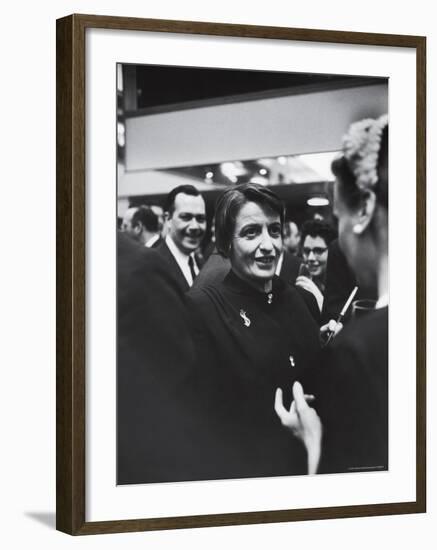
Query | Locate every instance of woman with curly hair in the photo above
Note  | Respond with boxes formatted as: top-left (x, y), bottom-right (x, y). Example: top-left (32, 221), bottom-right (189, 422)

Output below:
top-left (276, 115), bottom-right (389, 475)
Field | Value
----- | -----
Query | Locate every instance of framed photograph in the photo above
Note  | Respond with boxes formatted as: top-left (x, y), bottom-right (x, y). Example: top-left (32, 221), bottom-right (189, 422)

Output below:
top-left (56, 14), bottom-right (426, 535)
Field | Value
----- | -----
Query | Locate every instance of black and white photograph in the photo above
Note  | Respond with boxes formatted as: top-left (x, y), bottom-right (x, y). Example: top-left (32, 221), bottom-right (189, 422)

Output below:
top-left (2, 0), bottom-right (432, 544)
top-left (116, 63), bottom-right (389, 485)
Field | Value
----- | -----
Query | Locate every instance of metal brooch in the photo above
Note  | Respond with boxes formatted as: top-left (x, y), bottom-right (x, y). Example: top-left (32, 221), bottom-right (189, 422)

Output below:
top-left (239, 309), bottom-right (251, 327)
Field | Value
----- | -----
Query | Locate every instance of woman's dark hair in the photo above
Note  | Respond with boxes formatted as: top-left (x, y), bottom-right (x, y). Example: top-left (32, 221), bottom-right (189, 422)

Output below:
top-left (332, 121), bottom-right (388, 211)
top-left (215, 183), bottom-right (284, 257)
top-left (331, 155), bottom-right (363, 210)
top-left (300, 219), bottom-right (337, 249)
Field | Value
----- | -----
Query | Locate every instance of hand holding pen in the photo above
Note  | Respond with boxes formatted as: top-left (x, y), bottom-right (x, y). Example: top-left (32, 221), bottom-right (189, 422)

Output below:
top-left (321, 286), bottom-right (358, 347)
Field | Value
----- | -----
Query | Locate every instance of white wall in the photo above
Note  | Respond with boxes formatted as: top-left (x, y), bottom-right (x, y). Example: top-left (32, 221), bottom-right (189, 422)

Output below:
top-left (125, 84), bottom-right (388, 170)
top-left (1, 1), bottom-right (434, 549)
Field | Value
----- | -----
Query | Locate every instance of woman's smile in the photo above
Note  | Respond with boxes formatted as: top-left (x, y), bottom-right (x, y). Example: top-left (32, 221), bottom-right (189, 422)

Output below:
top-left (255, 255), bottom-right (276, 267)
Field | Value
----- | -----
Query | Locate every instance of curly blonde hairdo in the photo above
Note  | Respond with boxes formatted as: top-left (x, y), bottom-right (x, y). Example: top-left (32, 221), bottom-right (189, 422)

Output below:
top-left (332, 115), bottom-right (388, 210)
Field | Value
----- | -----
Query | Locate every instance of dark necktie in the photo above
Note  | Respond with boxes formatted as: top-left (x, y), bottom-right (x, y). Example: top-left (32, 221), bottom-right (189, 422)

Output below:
top-left (188, 255), bottom-right (197, 282)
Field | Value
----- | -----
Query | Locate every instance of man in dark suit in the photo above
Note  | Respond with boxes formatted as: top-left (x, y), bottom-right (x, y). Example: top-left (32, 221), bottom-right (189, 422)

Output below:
top-left (276, 248), bottom-right (301, 284)
top-left (157, 185), bottom-right (207, 292)
top-left (121, 205), bottom-right (162, 248)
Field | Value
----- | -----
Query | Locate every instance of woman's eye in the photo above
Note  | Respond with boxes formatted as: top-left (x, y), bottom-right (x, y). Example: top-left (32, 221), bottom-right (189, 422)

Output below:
top-left (269, 226), bottom-right (281, 237)
top-left (243, 227), bottom-right (259, 238)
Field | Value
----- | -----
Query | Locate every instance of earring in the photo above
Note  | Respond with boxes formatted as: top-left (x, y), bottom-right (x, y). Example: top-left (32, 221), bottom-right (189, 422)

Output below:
top-left (353, 224), bottom-right (363, 234)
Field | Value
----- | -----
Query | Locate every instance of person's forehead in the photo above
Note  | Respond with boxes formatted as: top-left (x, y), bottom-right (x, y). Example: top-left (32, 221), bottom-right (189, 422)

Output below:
top-left (235, 201), bottom-right (280, 226)
top-left (151, 205), bottom-right (163, 215)
top-left (303, 234), bottom-right (327, 247)
top-left (174, 193), bottom-right (205, 212)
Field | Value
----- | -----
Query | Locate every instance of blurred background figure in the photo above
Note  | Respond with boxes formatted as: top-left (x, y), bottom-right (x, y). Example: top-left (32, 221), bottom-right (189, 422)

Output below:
top-left (283, 220), bottom-right (301, 255)
top-left (121, 205), bottom-right (162, 248)
top-left (295, 219), bottom-right (337, 313)
top-left (150, 204), bottom-right (166, 237)
top-left (300, 219), bottom-right (337, 292)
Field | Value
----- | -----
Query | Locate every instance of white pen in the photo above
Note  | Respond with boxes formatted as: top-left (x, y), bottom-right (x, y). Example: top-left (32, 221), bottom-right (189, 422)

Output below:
top-left (322, 286), bottom-right (358, 347)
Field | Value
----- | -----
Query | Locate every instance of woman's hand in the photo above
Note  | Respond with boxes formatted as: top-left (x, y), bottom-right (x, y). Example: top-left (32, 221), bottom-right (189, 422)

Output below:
top-left (274, 381), bottom-right (322, 475)
top-left (295, 276), bottom-right (324, 312)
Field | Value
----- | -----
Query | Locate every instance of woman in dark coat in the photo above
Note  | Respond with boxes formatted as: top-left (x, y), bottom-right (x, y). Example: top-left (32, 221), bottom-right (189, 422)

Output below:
top-left (186, 183), bottom-right (321, 481)
top-left (275, 115), bottom-right (389, 475)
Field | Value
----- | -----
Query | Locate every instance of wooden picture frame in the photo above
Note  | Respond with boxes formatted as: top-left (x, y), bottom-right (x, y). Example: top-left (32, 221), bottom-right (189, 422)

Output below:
top-left (56, 13), bottom-right (426, 535)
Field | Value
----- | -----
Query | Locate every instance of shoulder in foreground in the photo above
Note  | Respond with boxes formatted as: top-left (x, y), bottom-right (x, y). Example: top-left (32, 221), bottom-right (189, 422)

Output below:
top-left (332, 306), bottom-right (388, 352)
top-left (186, 280), bottom-right (224, 304)
top-left (184, 282), bottom-right (228, 329)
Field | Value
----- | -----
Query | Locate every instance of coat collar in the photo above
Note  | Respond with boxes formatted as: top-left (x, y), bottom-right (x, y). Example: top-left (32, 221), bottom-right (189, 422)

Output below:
top-left (223, 269), bottom-right (285, 302)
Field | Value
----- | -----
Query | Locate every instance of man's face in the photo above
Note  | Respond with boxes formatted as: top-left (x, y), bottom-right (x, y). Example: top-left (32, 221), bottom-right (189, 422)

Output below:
top-left (283, 222), bottom-right (300, 254)
top-left (167, 193), bottom-right (206, 254)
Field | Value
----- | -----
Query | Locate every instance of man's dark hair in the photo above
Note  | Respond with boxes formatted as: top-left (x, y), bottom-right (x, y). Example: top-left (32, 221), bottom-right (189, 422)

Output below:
top-left (300, 219), bottom-right (337, 249)
top-left (132, 206), bottom-right (159, 233)
top-left (165, 185), bottom-right (201, 216)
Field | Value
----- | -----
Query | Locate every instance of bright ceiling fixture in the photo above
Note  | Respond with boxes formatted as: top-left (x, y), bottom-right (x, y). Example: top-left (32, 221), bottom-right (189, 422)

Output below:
top-left (307, 196), bottom-right (330, 207)
top-left (220, 161), bottom-right (247, 181)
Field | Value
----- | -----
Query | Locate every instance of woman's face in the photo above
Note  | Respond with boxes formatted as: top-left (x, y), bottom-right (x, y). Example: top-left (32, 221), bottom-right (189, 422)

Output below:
top-left (302, 235), bottom-right (329, 280)
top-left (230, 201), bottom-right (282, 290)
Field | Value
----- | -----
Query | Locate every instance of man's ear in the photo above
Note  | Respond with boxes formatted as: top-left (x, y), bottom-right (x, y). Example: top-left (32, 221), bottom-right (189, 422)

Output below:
top-left (133, 222), bottom-right (143, 236)
top-left (164, 211), bottom-right (171, 222)
top-left (353, 190), bottom-right (377, 235)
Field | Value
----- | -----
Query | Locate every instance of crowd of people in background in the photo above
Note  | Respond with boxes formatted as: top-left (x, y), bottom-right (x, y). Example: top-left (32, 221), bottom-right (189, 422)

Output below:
top-left (117, 114), bottom-right (388, 483)
top-left (119, 189), bottom-right (344, 323)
